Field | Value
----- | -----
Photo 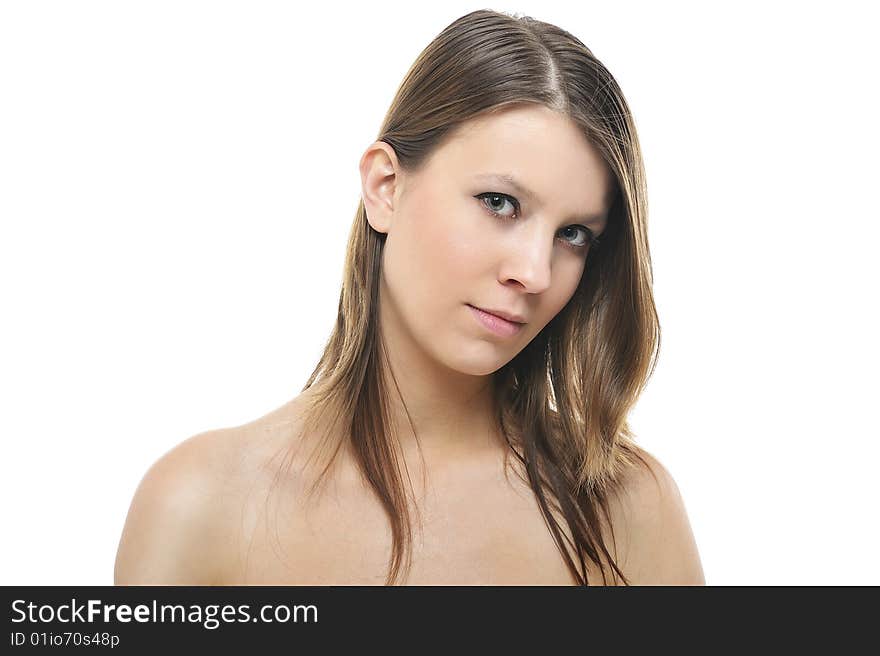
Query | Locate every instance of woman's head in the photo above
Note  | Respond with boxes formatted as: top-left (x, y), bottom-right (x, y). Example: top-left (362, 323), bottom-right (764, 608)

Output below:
top-left (360, 102), bottom-right (616, 379)
top-left (298, 9), bottom-right (658, 585)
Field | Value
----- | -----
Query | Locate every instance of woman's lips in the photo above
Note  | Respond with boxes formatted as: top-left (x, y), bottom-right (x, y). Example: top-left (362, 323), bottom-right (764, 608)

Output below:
top-left (467, 304), bottom-right (524, 338)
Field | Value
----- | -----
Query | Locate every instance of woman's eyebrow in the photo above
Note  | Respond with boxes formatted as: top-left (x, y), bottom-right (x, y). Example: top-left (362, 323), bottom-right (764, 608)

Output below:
top-left (473, 172), bottom-right (606, 225)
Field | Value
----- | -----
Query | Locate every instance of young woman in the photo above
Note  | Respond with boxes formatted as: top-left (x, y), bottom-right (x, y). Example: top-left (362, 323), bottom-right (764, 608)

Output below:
top-left (114, 9), bottom-right (705, 586)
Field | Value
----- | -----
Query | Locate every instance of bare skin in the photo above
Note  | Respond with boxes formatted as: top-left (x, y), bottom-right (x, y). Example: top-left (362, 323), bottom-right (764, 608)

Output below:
top-left (219, 392), bottom-right (590, 585)
top-left (114, 104), bottom-right (705, 585)
top-left (114, 389), bottom-right (704, 585)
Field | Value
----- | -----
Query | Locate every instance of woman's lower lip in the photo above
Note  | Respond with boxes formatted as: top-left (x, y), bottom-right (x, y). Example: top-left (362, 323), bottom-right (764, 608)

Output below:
top-left (467, 304), bottom-right (524, 337)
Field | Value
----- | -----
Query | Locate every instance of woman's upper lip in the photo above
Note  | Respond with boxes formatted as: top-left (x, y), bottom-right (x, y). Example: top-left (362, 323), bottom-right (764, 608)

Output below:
top-left (469, 304), bottom-right (527, 324)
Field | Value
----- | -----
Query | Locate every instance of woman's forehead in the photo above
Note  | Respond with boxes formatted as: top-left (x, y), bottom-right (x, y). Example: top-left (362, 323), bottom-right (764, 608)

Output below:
top-left (428, 106), bottom-right (614, 216)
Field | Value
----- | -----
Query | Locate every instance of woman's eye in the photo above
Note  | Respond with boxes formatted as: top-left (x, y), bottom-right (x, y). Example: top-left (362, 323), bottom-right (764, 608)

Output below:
top-left (560, 225), bottom-right (593, 249)
top-left (476, 192), bottom-right (518, 219)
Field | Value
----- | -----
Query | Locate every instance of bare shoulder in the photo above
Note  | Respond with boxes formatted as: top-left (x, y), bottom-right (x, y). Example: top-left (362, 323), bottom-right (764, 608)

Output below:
top-left (603, 447), bottom-right (706, 585)
top-left (114, 397), bottom-right (311, 585)
top-left (113, 427), bottom-right (244, 585)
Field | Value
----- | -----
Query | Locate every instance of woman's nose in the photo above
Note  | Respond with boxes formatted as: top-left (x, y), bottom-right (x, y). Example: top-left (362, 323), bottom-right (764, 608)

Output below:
top-left (497, 227), bottom-right (555, 294)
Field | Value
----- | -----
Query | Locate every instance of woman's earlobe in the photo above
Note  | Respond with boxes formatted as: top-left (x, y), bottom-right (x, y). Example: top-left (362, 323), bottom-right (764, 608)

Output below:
top-left (362, 201), bottom-right (390, 235)
top-left (362, 191), bottom-right (392, 235)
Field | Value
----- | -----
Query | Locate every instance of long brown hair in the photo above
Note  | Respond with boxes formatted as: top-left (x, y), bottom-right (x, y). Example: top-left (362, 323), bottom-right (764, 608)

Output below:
top-left (282, 9), bottom-right (659, 585)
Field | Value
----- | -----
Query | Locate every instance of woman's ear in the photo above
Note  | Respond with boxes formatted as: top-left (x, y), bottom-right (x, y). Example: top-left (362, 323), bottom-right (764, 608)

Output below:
top-left (359, 141), bottom-right (401, 235)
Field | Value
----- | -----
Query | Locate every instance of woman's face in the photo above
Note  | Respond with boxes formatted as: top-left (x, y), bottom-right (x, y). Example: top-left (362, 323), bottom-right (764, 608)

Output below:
top-left (362, 103), bottom-right (615, 378)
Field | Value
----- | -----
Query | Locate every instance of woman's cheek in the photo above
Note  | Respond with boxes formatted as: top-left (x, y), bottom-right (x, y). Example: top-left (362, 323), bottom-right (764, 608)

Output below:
top-left (445, 215), bottom-right (493, 265)
top-left (424, 224), bottom-right (481, 276)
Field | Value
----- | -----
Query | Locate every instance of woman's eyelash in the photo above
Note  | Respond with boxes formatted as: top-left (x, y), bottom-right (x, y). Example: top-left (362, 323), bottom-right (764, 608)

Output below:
top-left (474, 192), bottom-right (599, 250)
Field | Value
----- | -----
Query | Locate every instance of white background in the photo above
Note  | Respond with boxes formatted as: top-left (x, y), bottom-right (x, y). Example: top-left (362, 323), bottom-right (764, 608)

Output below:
top-left (1, 1), bottom-right (877, 585)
